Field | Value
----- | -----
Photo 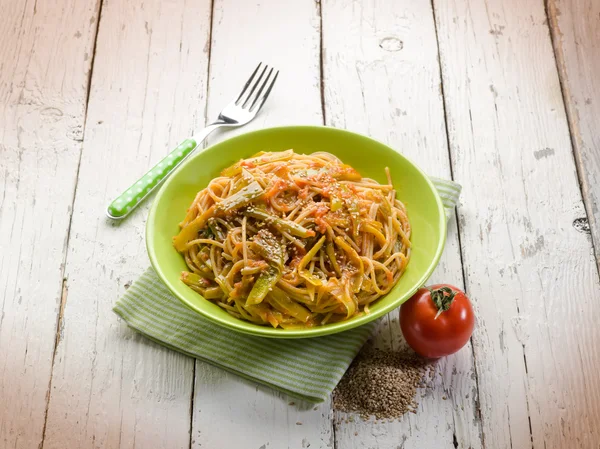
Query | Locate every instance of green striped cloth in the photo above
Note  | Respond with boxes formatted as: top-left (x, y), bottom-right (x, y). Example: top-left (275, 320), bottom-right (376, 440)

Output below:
top-left (430, 176), bottom-right (462, 219)
top-left (113, 177), bottom-right (461, 403)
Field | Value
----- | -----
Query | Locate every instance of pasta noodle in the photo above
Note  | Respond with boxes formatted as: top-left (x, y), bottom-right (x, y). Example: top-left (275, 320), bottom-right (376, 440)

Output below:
top-left (174, 149), bottom-right (411, 329)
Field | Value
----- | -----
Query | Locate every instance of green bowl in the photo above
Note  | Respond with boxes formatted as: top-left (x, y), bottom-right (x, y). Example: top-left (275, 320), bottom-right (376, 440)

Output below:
top-left (147, 126), bottom-right (446, 338)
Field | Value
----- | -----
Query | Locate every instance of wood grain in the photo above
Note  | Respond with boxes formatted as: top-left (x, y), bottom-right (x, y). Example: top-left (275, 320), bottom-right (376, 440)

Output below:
top-left (0, 0), bottom-right (100, 447)
top-left (190, 1), bottom-right (331, 448)
top-left (547, 0), bottom-right (600, 271)
top-left (433, 0), bottom-right (600, 447)
top-left (41, 1), bottom-right (212, 448)
top-left (321, 0), bottom-right (482, 447)
top-left (3, 0), bottom-right (599, 447)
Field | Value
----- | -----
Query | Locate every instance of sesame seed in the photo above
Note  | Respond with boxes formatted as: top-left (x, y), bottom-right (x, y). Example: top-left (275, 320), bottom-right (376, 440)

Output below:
top-left (332, 348), bottom-right (430, 421)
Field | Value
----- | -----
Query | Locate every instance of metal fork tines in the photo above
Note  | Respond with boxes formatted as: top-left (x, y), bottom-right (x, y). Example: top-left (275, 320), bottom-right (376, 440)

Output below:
top-left (236, 63), bottom-right (279, 111)
top-left (215, 63), bottom-right (279, 126)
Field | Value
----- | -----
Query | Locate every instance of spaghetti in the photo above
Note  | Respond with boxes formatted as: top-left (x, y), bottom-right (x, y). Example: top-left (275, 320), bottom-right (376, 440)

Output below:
top-left (174, 150), bottom-right (411, 328)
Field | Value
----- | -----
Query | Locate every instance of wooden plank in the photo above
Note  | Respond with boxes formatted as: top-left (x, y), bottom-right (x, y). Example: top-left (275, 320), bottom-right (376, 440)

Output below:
top-left (433, 0), bottom-right (600, 447)
top-left (0, 0), bottom-right (100, 447)
top-left (547, 0), bottom-right (600, 270)
top-left (321, 0), bottom-right (482, 447)
top-left (190, 1), bottom-right (331, 448)
top-left (41, 1), bottom-right (212, 448)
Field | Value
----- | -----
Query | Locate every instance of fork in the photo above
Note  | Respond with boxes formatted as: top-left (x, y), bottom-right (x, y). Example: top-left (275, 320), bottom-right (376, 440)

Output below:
top-left (106, 63), bottom-right (279, 220)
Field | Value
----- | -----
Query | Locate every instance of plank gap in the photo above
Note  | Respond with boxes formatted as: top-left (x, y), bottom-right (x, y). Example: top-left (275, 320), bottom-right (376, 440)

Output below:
top-left (527, 415), bottom-right (534, 448)
top-left (83, 0), bottom-right (105, 131)
top-left (189, 0), bottom-right (214, 445)
top-left (38, 1), bottom-right (105, 448)
top-left (318, 0), bottom-right (327, 127)
top-left (521, 349), bottom-right (535, 448)
top-left (467, 336), bottom-right (486, 449)
top-left (429, 0), bottom-right (457, 184)
top-left (38, 277), bottom-right (68, 449)
top-left (188, 362), bottom-right (197, 449)
top-left (317, 3), bottom-right (334, 448)
top-left (430, 2), bottom-right (486, 445)
top-left (189, 1), bottom-right (328, 446)
top-left (202, 0), bottom-right (216, 133)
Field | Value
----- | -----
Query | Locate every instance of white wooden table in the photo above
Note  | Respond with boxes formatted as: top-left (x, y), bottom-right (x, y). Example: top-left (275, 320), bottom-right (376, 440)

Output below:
top-left (2, 0), bottom-right (599, 447)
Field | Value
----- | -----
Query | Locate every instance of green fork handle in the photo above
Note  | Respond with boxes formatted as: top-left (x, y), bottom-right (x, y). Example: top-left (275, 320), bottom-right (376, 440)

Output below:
top-left (106, 125), bottom-right (221, 219)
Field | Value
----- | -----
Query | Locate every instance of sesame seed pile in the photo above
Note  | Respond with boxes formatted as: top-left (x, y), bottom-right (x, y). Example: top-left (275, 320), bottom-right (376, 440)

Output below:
top-left (333, 348), bottom-right (428, 420)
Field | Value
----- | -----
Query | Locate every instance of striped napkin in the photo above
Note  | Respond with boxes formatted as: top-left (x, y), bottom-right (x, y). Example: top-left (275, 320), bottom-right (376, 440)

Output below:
top-left (113, 177), bottom-right (461, 403)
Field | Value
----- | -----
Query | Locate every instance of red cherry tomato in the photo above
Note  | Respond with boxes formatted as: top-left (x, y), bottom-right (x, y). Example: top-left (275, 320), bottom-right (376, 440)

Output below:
top-left (400, 284), bottom-right (474, 358)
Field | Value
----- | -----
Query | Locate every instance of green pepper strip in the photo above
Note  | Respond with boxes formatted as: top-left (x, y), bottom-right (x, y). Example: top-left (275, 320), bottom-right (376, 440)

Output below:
top-left (326, 242), bottom-right (342, 276)
top-left (173, 205), bottom-right (216, 251)
top-left (181, 271), bottom-right (206, 287)
top-left (245, 208), bottom-right (315, 238)
top-left (298, 236), bottom-right (327, 287)
top-left (267, 287), bottom-right (312, 323)
top-left (330, 197), bottom-right (343, 212)
top-left (246, 266), bottom-right (281, 305)
top-left (215, 181), bottom-right (264, 214)
top-left (251, 231), bottom-right (285, 267)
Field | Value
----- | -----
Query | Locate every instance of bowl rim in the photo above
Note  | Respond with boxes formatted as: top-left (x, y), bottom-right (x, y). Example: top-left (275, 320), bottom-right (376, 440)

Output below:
top-left (147, 125), bottom-right (447, 338)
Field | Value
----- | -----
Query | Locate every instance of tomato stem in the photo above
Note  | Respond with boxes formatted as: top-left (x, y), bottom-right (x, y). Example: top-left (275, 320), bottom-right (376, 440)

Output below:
top-left (430, 287), bottom-right (457, 319)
